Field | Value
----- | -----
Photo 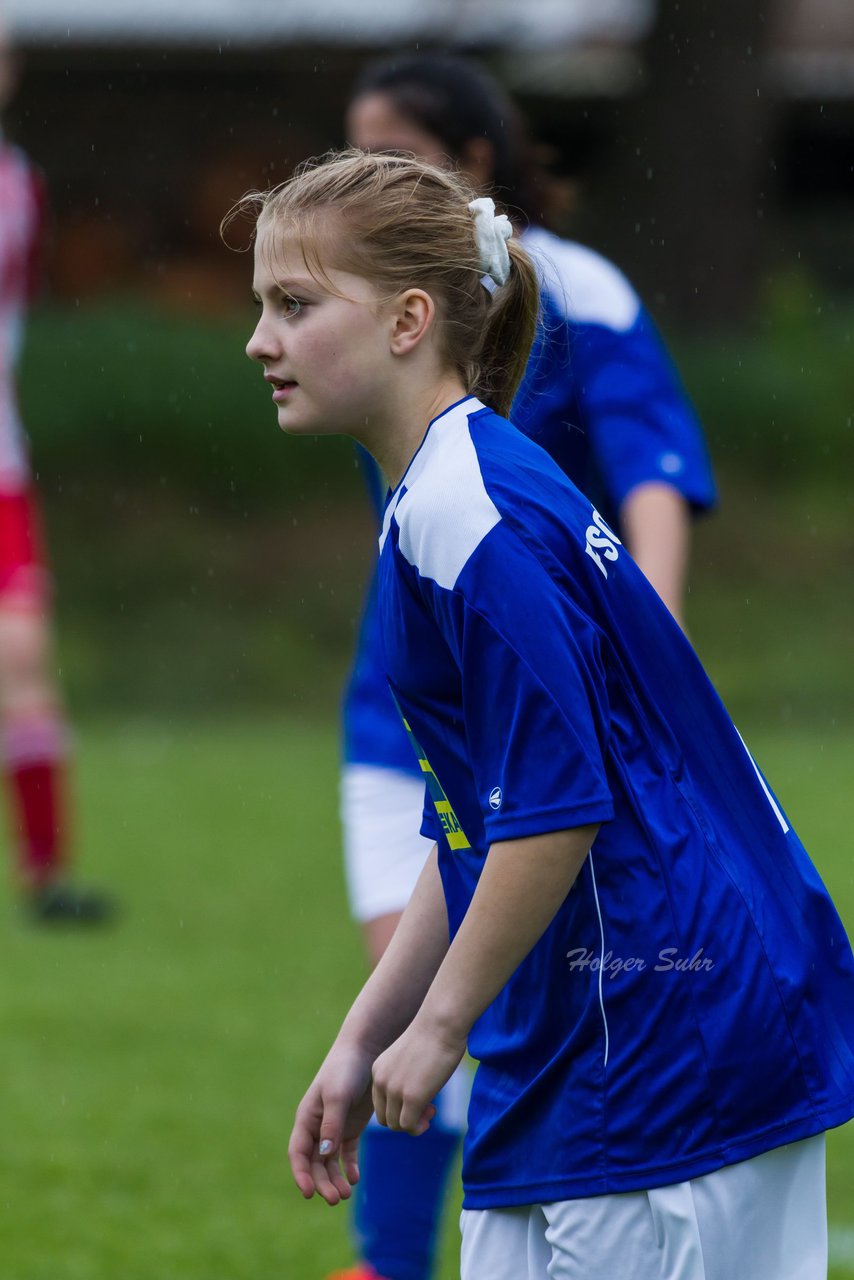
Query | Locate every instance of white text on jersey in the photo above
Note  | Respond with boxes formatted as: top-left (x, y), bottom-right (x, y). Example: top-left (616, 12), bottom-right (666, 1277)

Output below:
top-left (585, 508), bottom-right (622, 578)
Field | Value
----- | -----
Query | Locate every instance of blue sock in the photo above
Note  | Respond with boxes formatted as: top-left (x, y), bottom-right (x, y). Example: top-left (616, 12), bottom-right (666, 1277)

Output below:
top-left (352, 1068), bottom-right (470, 1280)
top-left (353, 1125), bottom-right (461, 1280)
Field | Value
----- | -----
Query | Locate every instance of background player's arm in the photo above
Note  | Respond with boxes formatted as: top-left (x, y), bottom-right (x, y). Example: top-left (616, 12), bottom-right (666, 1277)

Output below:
top-left (371, 824), bottom-right (599, 1133)
top-left (565, 305), bottom-right (714, 627)
top-left (620, 481), bottom-right (691, 627)
top-left (288, 843), bottom-right (449, 1203)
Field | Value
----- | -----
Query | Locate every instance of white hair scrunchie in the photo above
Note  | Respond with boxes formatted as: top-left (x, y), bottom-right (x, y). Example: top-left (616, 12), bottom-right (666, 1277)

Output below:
top-left (468, 196), bottom-right (512, 287)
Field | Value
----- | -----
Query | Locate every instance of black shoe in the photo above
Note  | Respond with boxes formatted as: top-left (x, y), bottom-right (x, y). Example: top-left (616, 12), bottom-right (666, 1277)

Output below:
top-left (29, 882), bottom-right (116, 925)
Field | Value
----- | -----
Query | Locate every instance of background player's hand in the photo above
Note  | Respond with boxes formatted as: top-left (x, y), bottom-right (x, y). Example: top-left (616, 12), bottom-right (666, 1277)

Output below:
top-left (371, 1013), bottom-right (466, 1135)
top-left (288, 1041), bottom-right (375, 1205)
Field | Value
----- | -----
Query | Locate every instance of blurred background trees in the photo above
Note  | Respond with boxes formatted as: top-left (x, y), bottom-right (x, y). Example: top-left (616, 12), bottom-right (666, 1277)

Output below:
top-left (8, 0), bottom-right (853, 322)
top-left (1, 0), bottom-right (852, 716)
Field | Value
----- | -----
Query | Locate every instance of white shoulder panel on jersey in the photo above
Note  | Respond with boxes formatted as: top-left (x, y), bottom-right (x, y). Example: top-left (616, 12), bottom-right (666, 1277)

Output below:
top-left (385, 398), bottom-right (501, 591)
top-left (521, 225), bottom-right (641, 333)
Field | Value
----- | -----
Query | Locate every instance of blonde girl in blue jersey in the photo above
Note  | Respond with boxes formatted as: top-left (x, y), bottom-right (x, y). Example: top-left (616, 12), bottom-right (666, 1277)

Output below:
top-left (237, 150), bottom-right (854, 1280)
top-left (338, 55), bottom-right (716, 1280)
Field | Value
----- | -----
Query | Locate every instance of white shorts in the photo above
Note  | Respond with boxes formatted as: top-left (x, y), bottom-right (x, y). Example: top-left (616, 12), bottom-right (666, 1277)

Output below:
top-left (340, 764), bottom-right (434, 923)
top-left (460, 1135), bottom-right (827, 1280)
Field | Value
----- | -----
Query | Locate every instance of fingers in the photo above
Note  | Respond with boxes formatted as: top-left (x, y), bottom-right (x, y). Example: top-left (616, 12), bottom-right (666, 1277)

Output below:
top-left (373, 1073), bottom-right (436, 1136)
top-left (413, 1101), bottom-right (437, 1136)
top-left (288, 1093), bottom-right (361, 1206)
top-left (399, 1097), bottom-right (436, 1135)
top-left (340, 1136), bottom-right (361, 1187)
top-left (289, 1132), bottom-right (356, 1206)
top-left (309, 1144), bottom-right (355, 1206)
top-left (287, 1120), bottom-right (320, 1200)
top-left (372, 1062), bottom-right (405, 1133)
top-left (371, 1075), bottom-right (388, 1129)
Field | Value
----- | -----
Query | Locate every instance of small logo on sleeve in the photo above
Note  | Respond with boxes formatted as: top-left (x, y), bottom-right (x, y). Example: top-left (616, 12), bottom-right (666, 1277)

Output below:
top-left (659, 451), bottom-right (684, 476)
top-left (584, 507), bottom-right (622, 579)
top-left (488, 787), bottom-right (503, 810)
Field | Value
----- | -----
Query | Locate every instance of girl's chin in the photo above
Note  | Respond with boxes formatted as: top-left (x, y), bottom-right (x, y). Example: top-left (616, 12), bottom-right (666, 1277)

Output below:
top-left (275, 408), bottom-right (314, 434)
top-left (277, 408), bottom-right (359, 437)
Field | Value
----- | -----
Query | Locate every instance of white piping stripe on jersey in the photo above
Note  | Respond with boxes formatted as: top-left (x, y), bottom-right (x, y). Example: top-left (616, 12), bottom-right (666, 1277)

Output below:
top-left (588, 848), bottom-right (610, 1069)
top-left (736, 728), bottom-right (790, 834)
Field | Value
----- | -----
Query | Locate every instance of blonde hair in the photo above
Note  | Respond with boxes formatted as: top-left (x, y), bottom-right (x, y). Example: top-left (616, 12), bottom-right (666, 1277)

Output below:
top-left (225, 148), bottom-right (539, 418)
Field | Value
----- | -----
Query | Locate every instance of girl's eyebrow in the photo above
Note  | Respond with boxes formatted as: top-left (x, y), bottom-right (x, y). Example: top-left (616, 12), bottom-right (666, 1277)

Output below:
top-left (274, 276), bottom-right (320, 293)
top-left (252, 276), bottom-right (321, 300)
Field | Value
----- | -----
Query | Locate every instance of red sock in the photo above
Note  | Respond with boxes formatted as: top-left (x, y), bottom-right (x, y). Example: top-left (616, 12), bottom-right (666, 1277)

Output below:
top-left (8, 760), bottom-right (65, 885)
top-left (3, 716), bottom-right (70, 888)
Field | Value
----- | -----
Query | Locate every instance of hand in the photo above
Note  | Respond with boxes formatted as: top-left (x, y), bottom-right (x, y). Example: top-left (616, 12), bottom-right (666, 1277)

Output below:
top-left (288, 1040), bottom-right (376, 1205)
top-left (371, 1014), bottom-right (467, 1135)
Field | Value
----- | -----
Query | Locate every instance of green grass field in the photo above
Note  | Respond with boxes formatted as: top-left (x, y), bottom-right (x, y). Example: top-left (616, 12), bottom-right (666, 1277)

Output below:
top-left (1, 716), bottom-right (853, 1279)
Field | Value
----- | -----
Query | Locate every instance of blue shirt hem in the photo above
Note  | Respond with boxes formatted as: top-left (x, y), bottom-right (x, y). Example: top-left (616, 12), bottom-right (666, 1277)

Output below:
top-left (460, 1098), bottom-right (854, 1208)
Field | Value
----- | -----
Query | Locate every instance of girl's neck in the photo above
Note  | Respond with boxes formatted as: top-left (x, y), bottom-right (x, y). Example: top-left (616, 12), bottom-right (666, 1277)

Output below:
top-left (363, 374), bottom-right (470, 490)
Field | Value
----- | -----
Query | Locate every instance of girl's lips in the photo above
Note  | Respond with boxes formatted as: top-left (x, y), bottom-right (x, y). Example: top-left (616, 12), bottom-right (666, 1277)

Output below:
top-left (272, 382), bottom-right (297, 403)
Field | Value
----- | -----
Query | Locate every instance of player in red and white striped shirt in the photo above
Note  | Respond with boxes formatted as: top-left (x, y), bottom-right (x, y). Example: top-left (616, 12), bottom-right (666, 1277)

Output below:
top-left (0, 24), bottom-right (110, 922)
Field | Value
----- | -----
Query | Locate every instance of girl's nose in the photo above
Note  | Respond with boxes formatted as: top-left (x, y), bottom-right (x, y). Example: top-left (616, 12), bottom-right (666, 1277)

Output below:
top-left (246, 323), bottom-right (265, 362)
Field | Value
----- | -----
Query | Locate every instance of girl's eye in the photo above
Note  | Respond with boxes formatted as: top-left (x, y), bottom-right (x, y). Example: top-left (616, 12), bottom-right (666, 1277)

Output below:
top-left (282, 295), bottom-right (303, 318)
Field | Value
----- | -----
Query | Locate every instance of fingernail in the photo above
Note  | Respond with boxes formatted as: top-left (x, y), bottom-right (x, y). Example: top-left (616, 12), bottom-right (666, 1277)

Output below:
top-left (319, 1140), bottom-right (332, 1156)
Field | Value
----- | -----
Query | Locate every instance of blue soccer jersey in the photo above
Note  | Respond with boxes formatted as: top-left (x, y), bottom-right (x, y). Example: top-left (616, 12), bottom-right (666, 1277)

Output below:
top-left (343, 229), bottom-right (716, 774)
top-left (376, 395), bottom-right (854, 1209)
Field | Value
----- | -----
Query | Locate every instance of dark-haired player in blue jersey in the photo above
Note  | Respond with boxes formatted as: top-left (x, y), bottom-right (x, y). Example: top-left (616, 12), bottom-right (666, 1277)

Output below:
top-left (337, 53), bottom-right (716, 1280)
top-left (239, 146), bottom-right (854, 1280)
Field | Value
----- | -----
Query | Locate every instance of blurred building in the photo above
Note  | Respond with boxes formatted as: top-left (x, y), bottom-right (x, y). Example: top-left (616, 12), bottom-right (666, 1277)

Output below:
top-left (6, 0), bottom-right (654, 50)
top-left (4, 0), bottom-right (854, 326)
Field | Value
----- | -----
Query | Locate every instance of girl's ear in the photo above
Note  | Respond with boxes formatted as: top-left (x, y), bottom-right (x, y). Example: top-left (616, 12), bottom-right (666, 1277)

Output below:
top-left (389, 289), bottom-right (435, 357)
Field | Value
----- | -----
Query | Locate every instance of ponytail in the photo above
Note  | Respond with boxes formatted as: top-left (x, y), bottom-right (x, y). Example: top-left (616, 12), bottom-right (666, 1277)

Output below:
top-left (473, 240), bottom-right (539, 418)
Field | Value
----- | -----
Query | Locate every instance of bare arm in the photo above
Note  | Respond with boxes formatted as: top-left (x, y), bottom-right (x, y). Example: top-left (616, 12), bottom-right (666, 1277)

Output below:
top-left (371, 824), bottom-right (599, 1133)
top-left (288, 844), bottom-right (448, 1203)
top-left (620, 481), bottom-right (690, 628)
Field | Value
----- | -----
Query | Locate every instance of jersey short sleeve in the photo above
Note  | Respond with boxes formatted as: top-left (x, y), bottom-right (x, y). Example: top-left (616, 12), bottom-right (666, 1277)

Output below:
top-left (571, 313), bottom-right (716, 514)
top-left (429, 525), bottom-right (615, 843)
